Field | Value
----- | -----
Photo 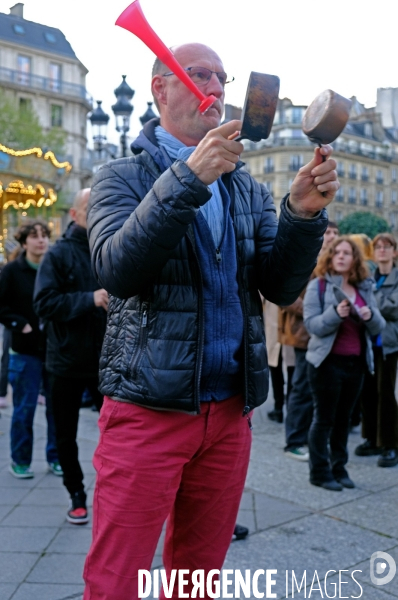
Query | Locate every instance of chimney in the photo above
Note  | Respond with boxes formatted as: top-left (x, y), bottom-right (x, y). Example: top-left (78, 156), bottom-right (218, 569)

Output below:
top-left (9, 3), bottom-right (24, 18)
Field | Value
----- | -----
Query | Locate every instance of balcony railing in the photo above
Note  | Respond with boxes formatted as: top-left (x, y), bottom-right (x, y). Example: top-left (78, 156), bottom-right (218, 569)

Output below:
top-left (243, 137), bottom-right (398, 164)
top-left (0, 66), bottom-right (92, 105)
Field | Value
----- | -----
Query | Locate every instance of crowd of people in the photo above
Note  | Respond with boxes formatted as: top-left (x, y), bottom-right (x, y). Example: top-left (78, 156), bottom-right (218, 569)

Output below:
top-left (0, 39), bottom-right (397, 600)
top-left (265, 225), bottom-right (398, 491)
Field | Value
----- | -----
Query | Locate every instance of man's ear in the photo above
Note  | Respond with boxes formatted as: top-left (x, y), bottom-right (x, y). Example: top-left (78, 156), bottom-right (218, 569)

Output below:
top-left (152, 75), bottom-right (167, 109)
top-left (69, 207), bottom-right (75, 221)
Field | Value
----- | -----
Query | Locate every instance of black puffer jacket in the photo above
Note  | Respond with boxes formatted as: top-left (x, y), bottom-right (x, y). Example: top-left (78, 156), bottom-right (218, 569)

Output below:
top-left (88, 119), bottom-right (327, 413)
top-left (33, 223), bottom-right (107, 378)
top-left (0, 253), bottom-right (44, 357)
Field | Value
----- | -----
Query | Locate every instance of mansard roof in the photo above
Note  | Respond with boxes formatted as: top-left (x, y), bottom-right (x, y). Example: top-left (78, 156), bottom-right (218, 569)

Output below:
top-left (0, 11), bottom-right (77, 59)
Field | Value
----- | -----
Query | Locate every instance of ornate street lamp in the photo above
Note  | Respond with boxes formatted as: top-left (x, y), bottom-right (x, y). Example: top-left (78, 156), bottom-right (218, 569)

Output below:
top-left (89, 101), bottom-right (110, 158)
top-left (140, 101), bottom-right (157, 126)
top-left (112, 75), bottom-right (134, 158)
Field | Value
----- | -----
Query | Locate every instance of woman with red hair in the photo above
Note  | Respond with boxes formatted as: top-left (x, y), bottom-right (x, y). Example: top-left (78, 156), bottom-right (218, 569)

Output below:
top-left (304, 237), bottom-right (385, 491)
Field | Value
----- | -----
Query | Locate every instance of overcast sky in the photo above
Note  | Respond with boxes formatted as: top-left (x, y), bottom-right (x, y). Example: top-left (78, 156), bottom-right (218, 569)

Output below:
top-left (1, 0), bottom-right (396, 146)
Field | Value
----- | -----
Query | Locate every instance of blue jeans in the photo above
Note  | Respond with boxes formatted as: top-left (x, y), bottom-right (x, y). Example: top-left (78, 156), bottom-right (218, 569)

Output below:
top-left (8, 353), bottom-right (58, 466)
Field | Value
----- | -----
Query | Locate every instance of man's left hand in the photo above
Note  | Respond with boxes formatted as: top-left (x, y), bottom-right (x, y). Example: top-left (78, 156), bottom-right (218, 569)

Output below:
top-left (289, 145), bottom-right (339, 218)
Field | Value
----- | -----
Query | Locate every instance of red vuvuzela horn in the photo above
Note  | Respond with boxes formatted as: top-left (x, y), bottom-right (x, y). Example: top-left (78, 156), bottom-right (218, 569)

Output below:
top-left (116, 0), bottom-right (217, 114)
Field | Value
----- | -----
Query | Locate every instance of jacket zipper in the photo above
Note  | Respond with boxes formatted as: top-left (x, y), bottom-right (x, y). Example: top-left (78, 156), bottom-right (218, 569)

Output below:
top-left (229, 202), bottom-right (251, 424)
top-left (187, 228), bottom-right (204, 415)
top-left (129, 302), bottom-right (149, 379)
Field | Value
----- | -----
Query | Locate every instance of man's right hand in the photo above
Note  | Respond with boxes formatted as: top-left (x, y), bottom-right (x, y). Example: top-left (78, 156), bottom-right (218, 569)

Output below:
top-left (94, 289), bottom-right (109, 311)
top-left (186, 120), bottom-right (243, 186)
top-left (22, 323), bottom-right (33, 334)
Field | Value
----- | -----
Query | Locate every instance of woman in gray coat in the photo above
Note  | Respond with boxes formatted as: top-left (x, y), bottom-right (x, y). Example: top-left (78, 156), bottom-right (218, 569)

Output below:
top-left (355, 233), bottom-right (398, 467)
top-left (304, 237), bottom-right (385, 491)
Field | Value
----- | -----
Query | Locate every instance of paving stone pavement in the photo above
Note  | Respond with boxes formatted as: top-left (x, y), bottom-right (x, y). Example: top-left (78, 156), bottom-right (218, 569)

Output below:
top-left (0, 389), bottom-right (397, 600)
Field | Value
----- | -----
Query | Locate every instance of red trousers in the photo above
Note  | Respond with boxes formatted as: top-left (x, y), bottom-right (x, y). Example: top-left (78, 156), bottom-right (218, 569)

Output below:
top-left (83, 394), bottom-right (252, 600)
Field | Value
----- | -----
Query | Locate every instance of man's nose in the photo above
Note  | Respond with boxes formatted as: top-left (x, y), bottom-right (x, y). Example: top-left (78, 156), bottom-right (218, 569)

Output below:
top-left (206, 73), bottom-right (224, 98)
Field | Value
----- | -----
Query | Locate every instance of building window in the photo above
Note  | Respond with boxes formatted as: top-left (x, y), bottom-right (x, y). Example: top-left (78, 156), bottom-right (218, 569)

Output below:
top-left (392, 168), bottom-right (397, 183)
top-left (361, 166), bottom-right (369, 181)
top-left (348, 187), bottom-right (356, 204)
top-left (263, 157), bottom-right (274, 173)
top-left (292, 107), bottom-right (303, 124)
top-left (376, 169), bottom-right (384, 184)
top-left (376, 191), bottom-right (383, 207)
top-left (19, 98), bottom-right (32, 112)
top-left (335, 210), bottom-right (343, 222)
top-left (337, 162), bottom-right (345, 177)
top-left (44, 32), bottom-right (57, 44)
top-left (392, 190), bottom-right (397, 205)
top-left (17, 55), bottom-right (31, 85)
top-left (390, 213), bottom-right (398, 229)
top-left (335, 186), bottom-right (344, 202)
top-left (13, 24), bottom-right (25, 35)
top-left (360, 189), bottom-right (368, 206)
top-left (289, 155), bottom-right (303, 170)
top-left (364, 123), bottom-right (372, 137)
top-left (49, 63), bottom-right (62, 91)
top-left (265, 181), bottom-right (273, 195)
top-left (51, 104), bottom-right (63, 127)
top-left (348, 164), bottom-right (357, 180)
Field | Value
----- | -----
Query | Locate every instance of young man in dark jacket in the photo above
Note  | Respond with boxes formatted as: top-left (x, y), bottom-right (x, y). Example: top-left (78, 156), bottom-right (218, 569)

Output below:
top-left (0, 220), bottom-right (60, 478)
top-left (34, 189), bottom-right (108, 524)
top-left (83, 43), bottom-right (339, 599)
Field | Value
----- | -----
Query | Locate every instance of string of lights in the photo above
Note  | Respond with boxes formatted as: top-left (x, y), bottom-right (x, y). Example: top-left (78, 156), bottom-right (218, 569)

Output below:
top-left (0, 143), bottom-right (72, 172)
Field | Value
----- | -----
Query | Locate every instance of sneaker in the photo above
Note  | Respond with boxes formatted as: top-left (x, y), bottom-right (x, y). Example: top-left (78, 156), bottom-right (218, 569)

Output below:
top-left (232, 524), bottom-right (249, 541)
top-left (355, 440), bottom-right (381, 456)
top-left (377, 448), bottom-right (398, 468)
top-left (0, 396), bottom-right (9, 408)
top-left (267, 409), bottom-right (283, 423)
top-left (9, 463), bottom-right (34, 479)
top-left (284, 447), bottom-right (309, 461)
top-left (67, 490), bottom-right (89, 525)
top-left (48, 461), bottom-right (63, 476)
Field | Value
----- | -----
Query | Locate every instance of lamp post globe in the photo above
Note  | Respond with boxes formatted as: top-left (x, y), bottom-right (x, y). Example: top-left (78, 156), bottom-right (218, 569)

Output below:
top-left (112, 75), bottom-right (134, 158)
top-left (89, 101), bottom-right (110, 158)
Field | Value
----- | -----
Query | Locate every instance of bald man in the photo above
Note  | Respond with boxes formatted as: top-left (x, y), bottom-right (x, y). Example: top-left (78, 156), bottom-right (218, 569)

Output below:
top-left (34, 189), bottom-right (108, 525)
top-left (84, 43), bottom-right (339, 598)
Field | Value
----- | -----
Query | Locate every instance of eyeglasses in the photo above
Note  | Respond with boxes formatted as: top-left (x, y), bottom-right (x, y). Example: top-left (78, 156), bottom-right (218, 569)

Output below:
top-left (162, 66), bottom-right (234, 87)
top-left (374, 244), bottom-right (394, 250)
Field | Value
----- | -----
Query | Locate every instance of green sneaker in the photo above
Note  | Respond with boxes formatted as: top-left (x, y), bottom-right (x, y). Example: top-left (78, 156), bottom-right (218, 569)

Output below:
top-left (9, 463), bottom-right (34, 478)
top-left (284, 447), bottom-right (309, 462)
top-left (48, 461), bottom-right (63, 476)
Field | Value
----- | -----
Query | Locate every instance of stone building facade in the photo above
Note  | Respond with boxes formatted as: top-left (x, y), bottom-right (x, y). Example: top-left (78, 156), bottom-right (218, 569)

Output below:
top-left (235, 93), bottom-right (398, 231)
top-left (0, 3), bottom-right (92, 204)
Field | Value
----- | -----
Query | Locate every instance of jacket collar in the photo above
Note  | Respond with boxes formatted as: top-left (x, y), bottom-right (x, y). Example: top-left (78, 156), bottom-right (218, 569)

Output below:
top-left (376, 266), bottom-right (398, 286)
top-left (324, 272), bottom-right (373, 291)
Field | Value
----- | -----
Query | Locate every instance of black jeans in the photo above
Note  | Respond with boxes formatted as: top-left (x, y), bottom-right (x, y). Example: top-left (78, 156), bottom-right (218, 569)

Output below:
top-left (285, 348), bottom-right (313, 450)
top-left (48, 374), bottom-right (103, 496)
top-left (269, 350), bottom-right (294, 411)
top-left (307, 354), bottom-right (364, 483)
top-left (361, 348), bottom-right (398, 449)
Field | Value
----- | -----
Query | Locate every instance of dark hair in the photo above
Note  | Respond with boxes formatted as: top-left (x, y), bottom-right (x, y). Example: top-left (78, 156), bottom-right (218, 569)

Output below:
top-left (14, 219), bottom-right (51, 247)
top-left (315, 235), bottom-right (369, 284)
top-left (326, 220), bottom-right (339, 231)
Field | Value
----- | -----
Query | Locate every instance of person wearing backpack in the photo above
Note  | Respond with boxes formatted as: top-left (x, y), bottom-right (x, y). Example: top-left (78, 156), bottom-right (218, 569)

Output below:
top-left (34, 189), bottom-right (108, 524)
top-left (304, 236), bottom-right (385, 491)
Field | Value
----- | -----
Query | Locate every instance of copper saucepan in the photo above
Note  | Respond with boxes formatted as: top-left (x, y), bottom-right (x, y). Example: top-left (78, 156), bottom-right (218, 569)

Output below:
top-left (302, 89), bottom-right (352, 146)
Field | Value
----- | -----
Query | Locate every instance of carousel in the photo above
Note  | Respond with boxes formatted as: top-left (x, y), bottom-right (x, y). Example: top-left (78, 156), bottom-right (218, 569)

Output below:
top-left (0, 143), bottom-right (72, 262)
